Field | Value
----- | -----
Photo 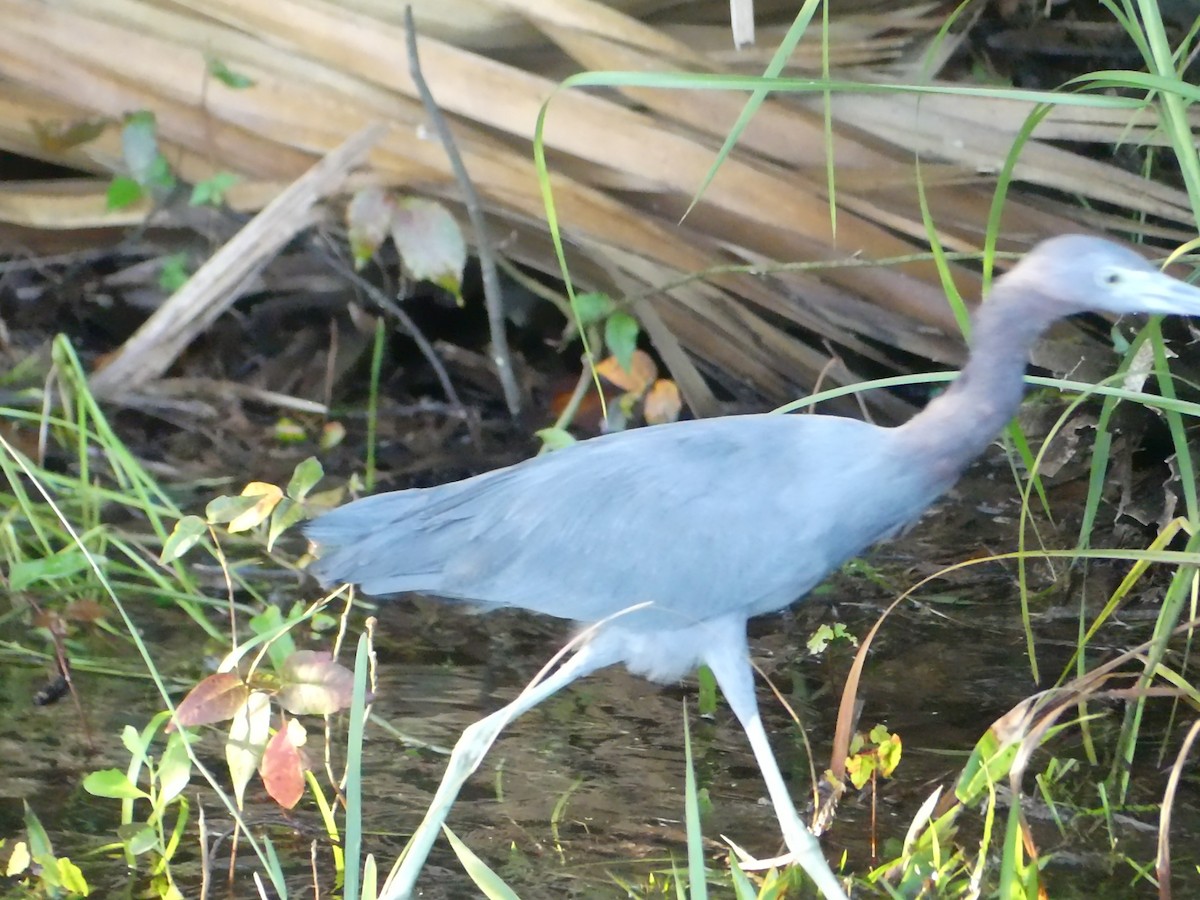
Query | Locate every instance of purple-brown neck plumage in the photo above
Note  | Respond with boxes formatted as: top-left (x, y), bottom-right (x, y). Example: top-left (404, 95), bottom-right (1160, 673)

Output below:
top-left (894, 277), bottom-right (1064, 485)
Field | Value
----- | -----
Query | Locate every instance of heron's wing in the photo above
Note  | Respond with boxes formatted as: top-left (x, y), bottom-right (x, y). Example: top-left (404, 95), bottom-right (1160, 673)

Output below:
top-left (310, 414), bottom-right (932, 628)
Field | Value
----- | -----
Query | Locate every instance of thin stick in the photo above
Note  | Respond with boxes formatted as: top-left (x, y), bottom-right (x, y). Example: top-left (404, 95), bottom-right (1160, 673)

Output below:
top-left (547, 361), bottom-right (594, 439)
top-left (323, 249), bottom-right (465, 413)
top-left (729, 0), bottom-right (755, 47)
top-left (403, 5), bottom-right (523, 417)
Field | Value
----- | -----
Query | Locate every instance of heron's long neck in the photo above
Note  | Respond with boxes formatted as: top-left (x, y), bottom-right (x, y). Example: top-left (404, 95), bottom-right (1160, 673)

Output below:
top-left (894, 279), bottom-right (1061, 483)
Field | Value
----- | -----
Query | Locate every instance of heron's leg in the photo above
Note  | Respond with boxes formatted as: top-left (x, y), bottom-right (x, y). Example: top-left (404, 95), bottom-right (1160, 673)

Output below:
top-left (703, 636), bottom-right (848, 900)
top-left (381, 640), bottom-right (618, 900)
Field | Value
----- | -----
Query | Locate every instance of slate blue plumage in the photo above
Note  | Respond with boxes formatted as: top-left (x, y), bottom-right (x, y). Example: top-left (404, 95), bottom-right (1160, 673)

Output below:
top-left (308, 236), bottom-right (1200, 899)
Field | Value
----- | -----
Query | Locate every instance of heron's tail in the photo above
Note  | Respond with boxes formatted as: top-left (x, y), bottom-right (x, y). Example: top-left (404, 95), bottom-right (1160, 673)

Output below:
top-left (306, 491), bottom-right (447, 595)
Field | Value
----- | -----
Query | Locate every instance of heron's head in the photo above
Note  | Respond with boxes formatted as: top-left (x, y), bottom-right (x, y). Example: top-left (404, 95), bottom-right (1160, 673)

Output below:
top-left (1005, 235), bottom-right (1200, 318)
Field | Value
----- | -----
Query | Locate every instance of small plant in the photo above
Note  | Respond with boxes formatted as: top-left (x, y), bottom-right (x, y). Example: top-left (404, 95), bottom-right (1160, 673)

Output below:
top-left (5, 804), bottom-right (91, 898)
top-left (162, 456), bottom-right (339, 557)
top-left (158, 458), bottom-right (355, 809)
top-left (540, 294), bottom-right (682, 447)
top-left (157, 252), bottom-right (190, 291)
top-left (188, 171), bottom-right (240, 207)
top-left (106, 111), bottom-right (176, 210)
top-left (845, 723), bottom-right (902, 793)
top-left (83, 716), bottom-right (190, 900)
top-left (167, 646), bottom-right (356, 810)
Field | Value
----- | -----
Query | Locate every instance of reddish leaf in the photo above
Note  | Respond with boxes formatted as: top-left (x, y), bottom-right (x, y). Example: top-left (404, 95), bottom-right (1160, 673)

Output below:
top-left (31, 610), bottom-right (68, 636)
top-left (644, 379), bottom-right (682, 425)
top-left (277, 650), bottom-right (357, 715)
top-left (260, 719), bottom-right (306, 809)
top-left (169, 672), bottom-right (251, 731)
top-left (319, 421), bottom-right (346, 450)
top-left (596, 350), bottom-right (656, 397)
top-left (63, 598), bottom-right (108, 623)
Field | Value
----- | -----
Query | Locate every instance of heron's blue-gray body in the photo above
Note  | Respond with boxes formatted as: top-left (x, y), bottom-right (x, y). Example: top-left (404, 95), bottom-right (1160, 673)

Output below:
top-left (309, 414), bottom-right (938, 677)
top-left (306, 235), bottom-right (1200, 899)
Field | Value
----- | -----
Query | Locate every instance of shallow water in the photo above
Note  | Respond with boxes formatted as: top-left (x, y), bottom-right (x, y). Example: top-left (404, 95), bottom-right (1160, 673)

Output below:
top-left (3, 466), bottom-right (1197, 898)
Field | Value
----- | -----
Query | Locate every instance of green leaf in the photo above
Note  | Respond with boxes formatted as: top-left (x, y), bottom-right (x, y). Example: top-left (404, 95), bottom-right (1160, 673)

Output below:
top-left (729, 855), bottom-right (758, 899)
top-left (207, 56), bottom-right (256, 89)
top-left (443, 826), bottom-right (521, 900)
top-left (9, 548), bottom-right (98, 591)
top-left (145, 154), bottom-right (176, 190)
top-left (846, 752), bottom-right (875, 790)
top-left (807, 622), bottom-right (857, 655)
top-left (119, 111), bottom-right (175, 191)
top-left (571, 291), bottom-right (615, 327)
top-left (877, 733), bottom-right (902, 777)
top-left (955, 728), bottom-right (1019, 805)
top-left (319, 421), bottom-right (346, 450)
top-left (205, 494), bottom-right (262, 525)
top-left (681, 706), bottom-right (707, 900)
top-left (535, 427), bottom-right (576, 452)
top-left (22, 803), bottom-right (54, 864)
top-left (120, 724), bottom-right (151, 768)
top-left (604, 311), bottom-right (639, 372)
top-left (249, 606), bottom-right (297, 670)
top-left (160, 515), bottom-right (207, 564)
top-left (117, 822), bottom-right (159, 856)
top-left (156, 731), bottom-right (193, 807)
top-left (274, 417), bottom-right (307, 444)
top-left (121, 111), bottom-right (160, 183)
top-left (267, 497), bottom-right (304, 551)
top-left (286, 456), bottom-right (324, 500)
top-left (309, 611), bottom-right (338, 633)
top-left (55, 856), bottom-right (89, 894)
top-left (125, 110), bottom-right (156, 129)
top-left (189, 171), bottom-right (239, 207)
top-left (83, 769), bottom-right (149, 800)
top-left (158, 252), bottom-right (190, 291)
top-left (695, 665), bottom-right (717, 716)
top-left (106, 176), bottom-right (144, 210)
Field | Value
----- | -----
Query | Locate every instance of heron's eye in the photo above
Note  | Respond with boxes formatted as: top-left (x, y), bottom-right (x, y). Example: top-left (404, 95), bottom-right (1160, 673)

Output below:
top-left (1100, 269), bottom-right (1123, 286)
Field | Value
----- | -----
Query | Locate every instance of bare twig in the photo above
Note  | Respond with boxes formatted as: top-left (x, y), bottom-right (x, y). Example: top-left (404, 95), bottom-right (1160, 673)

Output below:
top-left (547, 360), bottom-right (594, 438)
top-left (729, 0), bottom-right (755, 48)
top-left (403, 5), bottom-right (523, 418)
top-left (322, 249), bottom-right (466, 415)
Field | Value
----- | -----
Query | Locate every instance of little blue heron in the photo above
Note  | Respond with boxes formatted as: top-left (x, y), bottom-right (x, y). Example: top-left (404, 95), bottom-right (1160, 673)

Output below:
top-left (308, 236), bottom-right (1200, 899)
